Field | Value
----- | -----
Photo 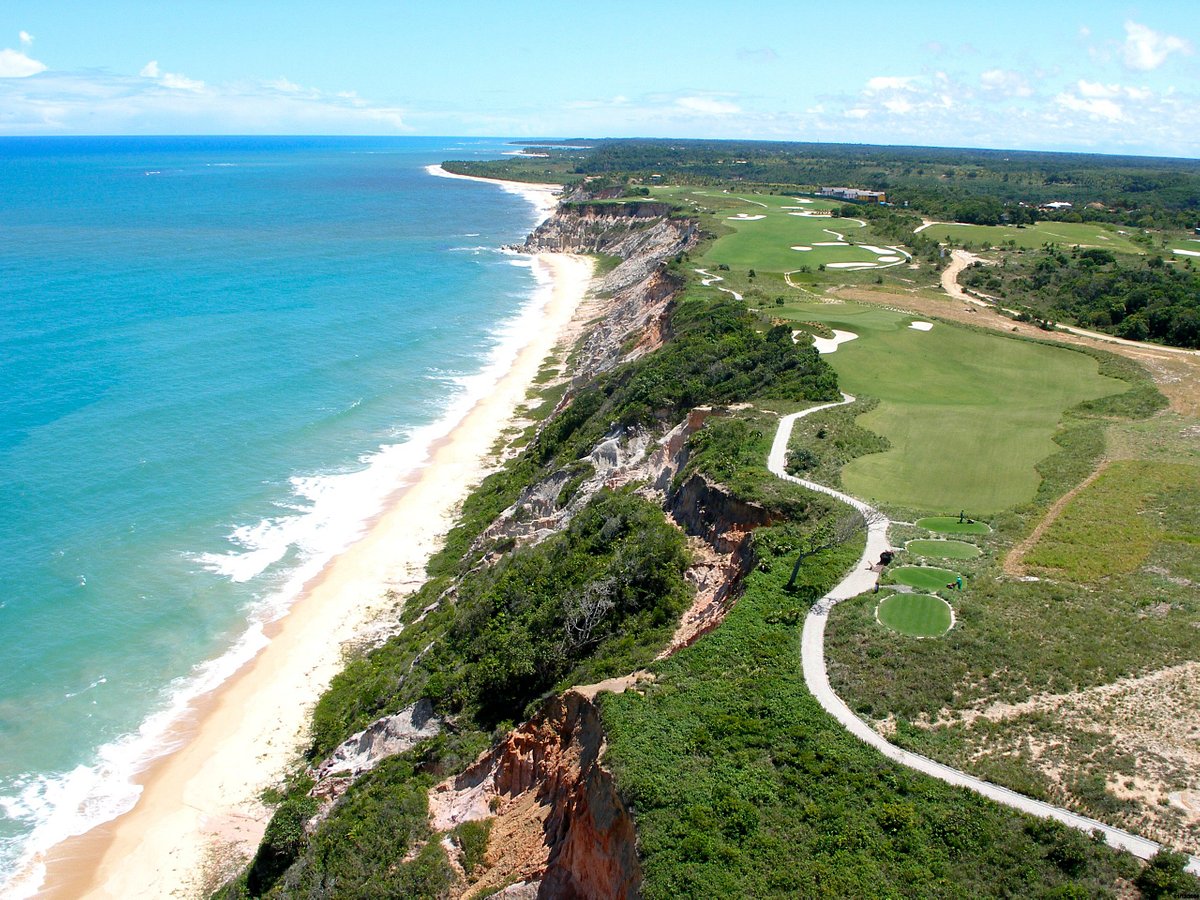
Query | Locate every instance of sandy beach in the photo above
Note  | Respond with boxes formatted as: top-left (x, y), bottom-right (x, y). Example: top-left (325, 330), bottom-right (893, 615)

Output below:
top-left (28, 176), bottom-right (591, 898)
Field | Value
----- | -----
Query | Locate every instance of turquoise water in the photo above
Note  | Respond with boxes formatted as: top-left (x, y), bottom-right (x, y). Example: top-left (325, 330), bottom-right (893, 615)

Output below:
top-left (0, 136), bottom-right (544, 885)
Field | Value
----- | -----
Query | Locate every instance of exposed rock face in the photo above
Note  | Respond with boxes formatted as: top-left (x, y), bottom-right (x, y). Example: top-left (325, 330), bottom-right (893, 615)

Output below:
top-left (307, 700), bottom-right (442, 819)
top-left (315, 698), bottom-right (441, 780)
top-left (429, 691), bottom-right (641, 899)
top-left (669, 472), bottom-right (773, 553)
top-left (521, 203), bottom-right (697, 379)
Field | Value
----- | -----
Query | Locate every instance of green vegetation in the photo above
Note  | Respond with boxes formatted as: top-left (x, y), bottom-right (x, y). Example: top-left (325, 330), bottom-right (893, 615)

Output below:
top-left (889, 566), bottom-right (962, 592)
top-left (773, 300), bottom-right (1126, 513)
top-left (906, 539), bottom-right (983, 560)
top-left (877, 593), bottom-right (955, 637)
top-left (917, 516), bottom-right (992, 535)
top-left (784, 396), bottom-right (891, 488)
top-left (1025, 460), bottom-right (1200, 581)
top-left (648, 187), bottom-right (902, 274)
top-left (961, 247), bottom-right (1200, 348)
top-left (935, 221), bottom-right (1147, 255)
top-left (573, 139), bottom-right (1200, 231)
top-left (600, 531), bottom-right (1138, 897)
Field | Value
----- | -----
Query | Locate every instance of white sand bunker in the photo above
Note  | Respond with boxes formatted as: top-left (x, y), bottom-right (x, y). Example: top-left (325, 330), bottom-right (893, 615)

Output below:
top-left (728, 213), bottom-right (766, 221)
top-left (878, 256), bottom-right (902, 263)
top-left (909, 321), bottom-right (934, 331)
top-left (1172, 248), bottom-right (1200, 257)
top-left (826, 261), bottom-right (875, 269)
top-left (814, 241), bottom-right (846, 246)
top-left (811, 329), bottom-right (859, 354)
top-left (791, 245), bottom-right (812, 251)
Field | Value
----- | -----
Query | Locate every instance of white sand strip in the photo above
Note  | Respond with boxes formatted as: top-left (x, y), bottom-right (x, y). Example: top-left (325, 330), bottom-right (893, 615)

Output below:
top-left (728, 214), bottom-right (766, 221)
top-left (426, 164), bottom-right (560, 226)
top-left (909, 321), bottom-right (934, 331)
top-left (35, 248), bottom-right (595, 897)
top-left (791, 246), bottom-right (812, 251)
top-left (826, 261), bottom-right (877, 269)
top-left (814, 241), bottom-right (846, 246)
top-left (1172, 248), bottom-right (1200, 257)
top-left (878, 256), bottom-right (902, 263)
top-left (811, 329), bottom-right (859, 354)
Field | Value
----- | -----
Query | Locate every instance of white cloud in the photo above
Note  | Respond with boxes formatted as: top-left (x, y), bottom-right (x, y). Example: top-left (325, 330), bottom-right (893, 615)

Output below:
top-left (140, 60), bottom-right (205, 92)
top-left (267, 77), bottom-right (303, 93)
top-left (0, 68), bottom-right (407, 134)
top-left (865, 75), bottom-right (914, 93)
top-left (676, 95), bottom-right (740, 115)
top-left (19, 30), bottom-right (33, 47)
top-left (1056, 91), bottom-right (1124, 122)
top-left (1121, 21), bottom-right (1191, 71)
top-left (0, 48), bottom-right (46, 78)
top-left (979, 68), bottom-right (1033, 98)
top-left (883, 97), bottom-right (913, 114)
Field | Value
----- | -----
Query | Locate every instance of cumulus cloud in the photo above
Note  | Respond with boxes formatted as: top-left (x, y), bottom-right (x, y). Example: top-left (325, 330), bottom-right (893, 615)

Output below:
top-left (865, 75), bottom-right (915, 93)
top-left (140, 60), bottom-right (205, 92)
top-left (979, 68), bottom-right (1033, 98)
top-left (0, 47), bottom-right (46, 78)
top-left (19, 30), bottom-right (33, 46)
top-left (1056, 91), bottom-right (1124, 122)
top-left (676, 95), bottom-right (740, 115)
top-left (1121, 21), bottom-right (1191, 71)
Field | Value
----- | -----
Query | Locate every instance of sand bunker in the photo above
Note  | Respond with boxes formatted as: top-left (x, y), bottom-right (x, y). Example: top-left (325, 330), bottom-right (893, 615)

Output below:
top-left (728, 214), bottom-right (766, 221)
top-left (814, 241), bottom-right (847, 247)
top-left (1172, 248), bottom-right (1200, 257)
top-left (811, 329), bottom-right (859, 354)
top-left (825, 262), bottom-right (875, 269)
top-left (879, 256), bottom-right (902, 263)
top-left (909, 321), bottom-right (934, 331)
top-left (791, 245), bottom-right (812, 251)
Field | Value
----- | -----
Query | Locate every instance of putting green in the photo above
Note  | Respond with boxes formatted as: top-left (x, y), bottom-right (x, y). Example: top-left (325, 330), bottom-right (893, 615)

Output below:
top-left (877, 594), bottom-right (953, 637)
top-left (890, 566), bottom-right (961, 592)
top-left (906, 539), bottom-right (981, 560)
top-left (916, 516), bottom-right (992, 535)
top-left (774, 301), bottom-right (1125, 513)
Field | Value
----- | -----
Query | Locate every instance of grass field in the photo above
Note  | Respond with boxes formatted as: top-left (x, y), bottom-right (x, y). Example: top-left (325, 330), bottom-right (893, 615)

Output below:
top-left (1025, 460), bottom-right (1200, 581)
top-left (931, 221), bottom-right (1146, 254)
top-left (917, 516), bottom-right (992, 534)
top-left (906, 539), bottom-right (982, 559)
top-left (650, 187), bottom-right (907, 273)
top-left (876, 593), bottom-right (954, 637)
top-left (889, 566), bottom-right (962, 592)
top-left (775, 301), bottom-right (1125, 513)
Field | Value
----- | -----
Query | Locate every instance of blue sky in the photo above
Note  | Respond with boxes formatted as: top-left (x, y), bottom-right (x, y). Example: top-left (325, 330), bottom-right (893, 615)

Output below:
top-left (2, 1), bottom-right (1197, 157)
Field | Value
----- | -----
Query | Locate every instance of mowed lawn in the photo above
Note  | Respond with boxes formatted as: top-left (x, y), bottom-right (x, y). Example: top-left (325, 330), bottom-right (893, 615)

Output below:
top-left (777, 301), bottom-right (1125, 513)
top-left (931, 221), bottom-right (1145, 254)
top-left (650, 187), bottom-right (898, 272)
top-left (877, 593), bottom-right (953, 637)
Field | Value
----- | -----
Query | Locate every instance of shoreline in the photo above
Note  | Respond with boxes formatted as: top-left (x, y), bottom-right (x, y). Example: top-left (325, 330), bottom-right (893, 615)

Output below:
top-left (26, 176), bottom-right (591, 898)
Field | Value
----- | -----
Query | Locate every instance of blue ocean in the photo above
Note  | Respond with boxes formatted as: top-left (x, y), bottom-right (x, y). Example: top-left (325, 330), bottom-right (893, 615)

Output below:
top-left (0, 136), bottom-right (545, 886)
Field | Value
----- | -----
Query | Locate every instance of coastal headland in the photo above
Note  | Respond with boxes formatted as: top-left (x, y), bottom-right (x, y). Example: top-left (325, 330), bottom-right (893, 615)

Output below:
top-left (29, 177), bottom-right (593, 899)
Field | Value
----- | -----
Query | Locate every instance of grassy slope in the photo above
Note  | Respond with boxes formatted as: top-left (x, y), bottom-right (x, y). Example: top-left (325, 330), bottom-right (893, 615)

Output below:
top-left (919, 221), bottom-right (1146, 254)
top-left (777, 301), bottom-right (1126, 514)
top-left (601, 534), bottom-right (1138, 898)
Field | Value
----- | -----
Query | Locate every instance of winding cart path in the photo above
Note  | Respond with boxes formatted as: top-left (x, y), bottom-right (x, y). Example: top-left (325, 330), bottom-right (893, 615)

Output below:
top-left (768, 396), bottom-right (1200, 875)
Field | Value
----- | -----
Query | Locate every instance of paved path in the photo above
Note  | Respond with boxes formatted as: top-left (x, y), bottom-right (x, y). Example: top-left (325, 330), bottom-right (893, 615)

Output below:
top-left (942, 249), bottom-right (1199, 357)
top-left (768, 397), bottom-right (1200, 875)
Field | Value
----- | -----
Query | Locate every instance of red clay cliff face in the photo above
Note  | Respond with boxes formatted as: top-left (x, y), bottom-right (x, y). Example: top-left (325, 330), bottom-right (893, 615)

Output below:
top-left (429, 690), bottom-right (641, 899)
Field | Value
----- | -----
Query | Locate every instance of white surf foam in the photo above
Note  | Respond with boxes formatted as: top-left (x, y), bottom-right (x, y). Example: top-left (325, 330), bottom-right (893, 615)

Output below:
top-left (0, 183), bottom-right (561, 900)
